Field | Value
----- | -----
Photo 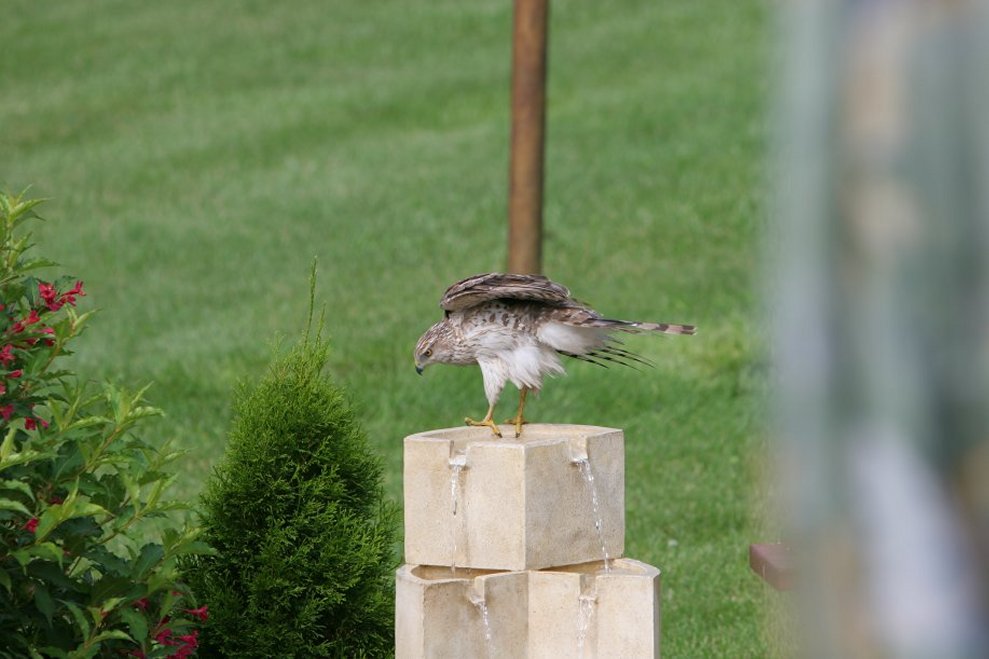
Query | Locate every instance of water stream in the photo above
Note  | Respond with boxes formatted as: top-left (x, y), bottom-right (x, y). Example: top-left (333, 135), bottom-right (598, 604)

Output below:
top-left (448, 453), bottom-right (467, 573)
top-left (575, 590), bottom-right (598, 658)
top-left (469, 591), bottom-right (494, 658)
top-left (574, 457), bottom-right (611, 572)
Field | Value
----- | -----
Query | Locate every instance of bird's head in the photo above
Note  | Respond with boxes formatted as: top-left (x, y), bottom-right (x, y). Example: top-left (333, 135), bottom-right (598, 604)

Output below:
top-left (414, 321), bottom-right (455, 375)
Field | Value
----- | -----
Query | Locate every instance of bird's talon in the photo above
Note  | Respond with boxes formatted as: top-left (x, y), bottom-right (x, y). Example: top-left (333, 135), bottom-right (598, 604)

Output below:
top-left (504, 416), bottom-right (528, 438)
top-left (465, 414), bottom-right (502, 438)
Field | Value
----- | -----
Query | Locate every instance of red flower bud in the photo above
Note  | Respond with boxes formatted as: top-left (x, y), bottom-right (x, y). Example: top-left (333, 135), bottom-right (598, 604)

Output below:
top-left (23, 517), bottom-right (38, 533)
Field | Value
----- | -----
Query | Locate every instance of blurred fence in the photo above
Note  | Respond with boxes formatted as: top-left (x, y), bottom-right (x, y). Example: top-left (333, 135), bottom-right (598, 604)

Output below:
top-left (775, 0), bottom-right (989, 656)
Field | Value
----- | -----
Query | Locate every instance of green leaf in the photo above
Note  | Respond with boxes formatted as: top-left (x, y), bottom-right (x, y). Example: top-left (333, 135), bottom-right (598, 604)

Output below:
top-left (117, 606), bottom-right (148, 643)
top-left (66, 644), bottom-right (98, 659)
top-left (62, 416), bottom-right (110, 432)
top-left (0, 479), bottom-right (34, 500)
top-left (84, 545), bottom-right (129, 577)
top-left (131, 543), bottom-right (164, 579)
top-left (10, 549), bottom-right (33, 567)
top-left (35, 505), bottom-right (63, 541)
top-left (90, 629), bottom-right (134, 644)
top-left (0, 567), bottom-right (11, 592)
top-left (18, 257), bottom-right (58, 273)
top-left (0, 480), bottom-right (34, 501)
top-left (168, 540), bottom-right (215, 557)
top-left (21, 541), bottom-right (65, 566)
top-left (69, 501), bottom-right (110, 519)
top-left (0, 427), bottom-right (16, 460)
top-left (0, 498), bottom-right (32, 516)
top-left (34, 585), bottom-right (55, 625)
top-left (0, 446), bottom-right (51, 471)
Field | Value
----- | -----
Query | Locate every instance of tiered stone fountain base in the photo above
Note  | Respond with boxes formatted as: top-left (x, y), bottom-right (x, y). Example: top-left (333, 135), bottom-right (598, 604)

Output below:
top-left (397, 425), bottom-right (661, 658)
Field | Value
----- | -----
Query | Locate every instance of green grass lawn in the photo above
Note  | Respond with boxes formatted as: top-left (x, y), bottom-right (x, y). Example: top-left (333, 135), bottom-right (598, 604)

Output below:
top-left (2, 0), bottom-right (771, 655)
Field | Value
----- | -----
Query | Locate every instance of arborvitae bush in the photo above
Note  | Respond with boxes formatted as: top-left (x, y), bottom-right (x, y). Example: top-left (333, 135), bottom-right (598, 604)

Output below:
top-left (182, 329), bottom-right (399, 658)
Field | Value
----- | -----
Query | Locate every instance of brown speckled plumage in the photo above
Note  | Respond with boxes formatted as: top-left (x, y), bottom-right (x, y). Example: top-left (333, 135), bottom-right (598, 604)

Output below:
top-left (413, 273), bottom-right (695, 436)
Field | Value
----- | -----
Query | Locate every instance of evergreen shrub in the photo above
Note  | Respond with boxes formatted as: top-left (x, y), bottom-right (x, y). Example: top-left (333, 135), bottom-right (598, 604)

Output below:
top-left (183, 314), bottom-right (399, 657)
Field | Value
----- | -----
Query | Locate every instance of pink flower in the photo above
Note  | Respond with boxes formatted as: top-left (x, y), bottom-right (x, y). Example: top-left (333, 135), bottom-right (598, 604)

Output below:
top-left (0, 344), bottom-right (14, 366)
top-left (59, 281), bottom-right (85, 307)
top-left (166, 630), bottom-right (199, 658)
top-left (23, 517), bottom-right (38, 533)
top-left (9, 370), bottom-right (22, 379)
top-left (184, 605), bottom-right (209, 621)
top-left (1, 405), bottom-right (13, 421)
top-left (24, 417), bottom-right (46, 431)
top-left (0, 383), bottom-right (6, 396)
top-left (38, 282), bottom-right (59, 311)
top-left (133, 597), bottom-right (149, 610)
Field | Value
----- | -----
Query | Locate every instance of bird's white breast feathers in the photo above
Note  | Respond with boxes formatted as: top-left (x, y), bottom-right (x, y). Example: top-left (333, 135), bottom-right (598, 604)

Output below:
top-left (458, 313), bottom-right (605, 406)
top-left (476, 344), bottom-right (565, 404)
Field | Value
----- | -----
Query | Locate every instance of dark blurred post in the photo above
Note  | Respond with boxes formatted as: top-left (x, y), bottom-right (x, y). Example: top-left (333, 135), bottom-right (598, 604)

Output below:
top-left (507, 0), bottom-right (549, 274)
top-left (775, 0), bottom-right (989, 656)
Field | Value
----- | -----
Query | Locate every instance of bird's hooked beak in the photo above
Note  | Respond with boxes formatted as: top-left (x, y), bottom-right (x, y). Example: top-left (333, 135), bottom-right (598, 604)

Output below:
top-left (415, 362), bottom-right (424, 376)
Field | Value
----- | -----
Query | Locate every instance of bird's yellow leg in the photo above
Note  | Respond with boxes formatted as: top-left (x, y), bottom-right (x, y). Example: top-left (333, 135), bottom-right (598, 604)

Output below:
top-left (504, 388), bottom-right (529, 438)
top-left (465, 404), bottom-right (502, 438)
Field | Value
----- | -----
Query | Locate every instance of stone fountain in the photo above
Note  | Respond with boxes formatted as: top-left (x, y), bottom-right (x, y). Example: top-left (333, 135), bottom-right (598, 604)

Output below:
top-left (396, 424), bottom-right (661, 657)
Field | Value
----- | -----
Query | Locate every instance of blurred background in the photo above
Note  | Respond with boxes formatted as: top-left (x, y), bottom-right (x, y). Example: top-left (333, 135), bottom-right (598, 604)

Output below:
top-left (775, 1), bottom-right (989, 656)
top-left (1, 1), bottom-right (768, 656)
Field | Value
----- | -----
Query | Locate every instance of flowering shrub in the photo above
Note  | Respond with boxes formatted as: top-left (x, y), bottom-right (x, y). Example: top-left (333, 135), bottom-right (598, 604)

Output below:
top-left (182, 303), bottom-right (399, 657)
top-left (0, 191), bottom-right (211, 657)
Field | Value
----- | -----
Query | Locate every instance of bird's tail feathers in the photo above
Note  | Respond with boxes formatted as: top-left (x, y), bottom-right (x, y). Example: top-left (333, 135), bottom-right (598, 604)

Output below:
top-left (574, 317), bottom-right (697, 336)
top-left (559, 346), bottom-right (653, 370)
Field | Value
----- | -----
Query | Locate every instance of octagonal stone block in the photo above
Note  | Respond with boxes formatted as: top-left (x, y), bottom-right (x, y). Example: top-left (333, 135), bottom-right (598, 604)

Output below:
top-left (403, 424), bottom-right (624, 571)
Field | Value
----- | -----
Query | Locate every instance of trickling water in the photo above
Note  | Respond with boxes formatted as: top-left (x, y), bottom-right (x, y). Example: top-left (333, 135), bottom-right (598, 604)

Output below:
top-left (576, 591), bottom-right (597, 658)
top-left (449, 455), bottom-right (466, 515)
top-left (575, 457), bottom-right (611, 572)
top-left (469, 592), bottom-right (494, 658)
top-left (448, 454), bottom-right (467, 572)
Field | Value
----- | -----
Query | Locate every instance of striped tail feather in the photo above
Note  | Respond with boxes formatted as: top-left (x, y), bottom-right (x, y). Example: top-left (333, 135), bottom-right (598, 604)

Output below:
top-left (572, 316), bottom-right (697, 336)
top-left (622, 320), bottom-right (696, 335)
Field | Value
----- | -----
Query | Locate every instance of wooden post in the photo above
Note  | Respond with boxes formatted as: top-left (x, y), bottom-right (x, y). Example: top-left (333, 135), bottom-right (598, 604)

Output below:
top-left (507, 0), bottom-right (549, 275)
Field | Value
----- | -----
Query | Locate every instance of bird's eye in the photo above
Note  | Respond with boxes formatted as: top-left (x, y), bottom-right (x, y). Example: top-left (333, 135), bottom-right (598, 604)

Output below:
top-left (424, 349), bottom-right (432, 358)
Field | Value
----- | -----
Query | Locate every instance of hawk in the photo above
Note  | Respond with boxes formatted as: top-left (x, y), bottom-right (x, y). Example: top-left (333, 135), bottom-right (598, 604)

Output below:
top-left (413, 273), bottom-right (695, 438)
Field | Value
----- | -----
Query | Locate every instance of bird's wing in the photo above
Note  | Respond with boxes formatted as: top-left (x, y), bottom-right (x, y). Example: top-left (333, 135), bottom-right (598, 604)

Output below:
top-left (440, 272), bottom-right (573, 311)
